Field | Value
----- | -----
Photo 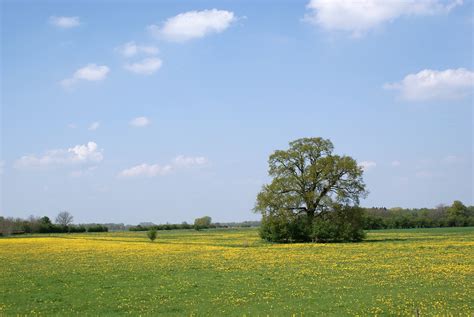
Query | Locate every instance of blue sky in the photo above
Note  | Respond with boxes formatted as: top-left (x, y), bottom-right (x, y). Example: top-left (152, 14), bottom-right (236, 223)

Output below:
top-left (1, 0), bottom-right (473, 224)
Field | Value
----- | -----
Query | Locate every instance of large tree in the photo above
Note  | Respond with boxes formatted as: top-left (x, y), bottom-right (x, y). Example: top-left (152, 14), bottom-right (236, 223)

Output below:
top-left (255, 137), bottom-right (368, 224)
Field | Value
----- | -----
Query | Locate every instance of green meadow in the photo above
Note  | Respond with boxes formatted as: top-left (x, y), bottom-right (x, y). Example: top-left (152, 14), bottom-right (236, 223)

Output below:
top-left (1, 227), bottom-right (473, 316)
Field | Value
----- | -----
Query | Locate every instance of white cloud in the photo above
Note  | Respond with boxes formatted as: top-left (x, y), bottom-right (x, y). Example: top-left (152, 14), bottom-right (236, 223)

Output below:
top-left (49, 16), bottom-right (81, 28)
top-left (118, 155), bottom-right (208, 178)
top-left (68, 143), bottom-right (103, 162)
top-left (391, 160), bottom-right (401, 167)
top-left (116, 41), bottom-right (159, 57)
top-left (172, 155), bottom-right (208, 168)
top-left (384, 68), bottom-right (474, 101)
top-left (61, 64), bottom-right (110, 88)
top-left (304, 0), bottom-right (462, 37)
top-left (124, 58), bottom-right (162, 75)
top-left (67, 123), bottom-right (77, 129)
top-left (148, 9), bottom-right (236, 42)
top-left (359, 160), bottom-right (377, 171)
top-left (118, 163), bottom-right (173, 178)
top-left (15, 142), bottom-right (103, 169)
top-left (129, 116), bottom-right (151, 127)
top-left (88, 121), bottom-right (100, 131)
top-left (74, 64), bottom-right (109, 81)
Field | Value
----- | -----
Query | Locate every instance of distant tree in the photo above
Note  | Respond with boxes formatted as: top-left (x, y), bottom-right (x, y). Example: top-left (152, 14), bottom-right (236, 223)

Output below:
top-left (0, 217), bottom-right (15, 236)
top-left (447, 201), bottom-right (468, 217)
top-left (24, 216), bottom-right (41, 233)
top-left (55, 211), bottom-right (73, 226)
top-left (447, 200), bottom-right (469, 226)
top-left (40, 216), bottom-right (52, 225)
top-left (194, 216), bottom-right (212, 230)
top-left (147, 229), bottom-right (157, 242)
top-left (255, 137), bottom-right (368, 242)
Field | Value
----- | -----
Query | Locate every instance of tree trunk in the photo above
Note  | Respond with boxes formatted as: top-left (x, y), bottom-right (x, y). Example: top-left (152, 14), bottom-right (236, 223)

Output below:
top-left (307, 209), bottom-right (315, 225)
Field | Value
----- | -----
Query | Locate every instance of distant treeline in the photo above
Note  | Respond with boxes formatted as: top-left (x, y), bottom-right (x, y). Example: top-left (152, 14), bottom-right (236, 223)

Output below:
top-left (1, 201), bottom-right (471, 236)
top-left (0, 216), bottom-right (108, 236)
top-left (128, 220), bottom-right (260, 232)
top-left (363, 201), bottom-right (473, 229)
top-left (0, 214), bottom-right (260, 236)
top-left (129, 223), bottom-right (194, 231)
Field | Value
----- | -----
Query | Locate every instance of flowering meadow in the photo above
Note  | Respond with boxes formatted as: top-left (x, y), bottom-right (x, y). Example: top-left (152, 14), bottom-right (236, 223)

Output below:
top-left (0, 227), bottom-right (473, 316)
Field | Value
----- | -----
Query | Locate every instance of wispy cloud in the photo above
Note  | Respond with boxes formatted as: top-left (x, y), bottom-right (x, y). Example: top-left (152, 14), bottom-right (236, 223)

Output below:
top-left (359, 160), bottom-right (377, 171)
top-left (118, 163), bottom-right (172, 178)
top-left (124, 58), bottom-right (162, 75)
top-left (118, 155), bottom-right (209, 178)
top-left (129, 116), bottom-right (151, 127)
top-left (116, 41), bottom-right (159, 58)
top-left (172, 155), bottom-right (209, 168)
top-left (88, 121), bottom-right (100, 131)
top-left (49, 16), bottom-right (81, 28)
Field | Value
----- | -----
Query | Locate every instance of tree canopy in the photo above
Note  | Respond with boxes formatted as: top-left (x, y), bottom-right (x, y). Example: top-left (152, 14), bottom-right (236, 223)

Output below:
top-left (255, 137), bottom-right (367, 223)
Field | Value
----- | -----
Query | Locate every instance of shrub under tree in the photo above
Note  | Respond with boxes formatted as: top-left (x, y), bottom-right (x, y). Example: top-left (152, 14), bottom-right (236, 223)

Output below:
top-left (312, 205), bottom-right (366, 242)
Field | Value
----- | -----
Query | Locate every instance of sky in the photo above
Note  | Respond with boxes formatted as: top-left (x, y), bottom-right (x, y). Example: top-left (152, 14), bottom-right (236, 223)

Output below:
top-left (1, 0), bottom-right (473, 224)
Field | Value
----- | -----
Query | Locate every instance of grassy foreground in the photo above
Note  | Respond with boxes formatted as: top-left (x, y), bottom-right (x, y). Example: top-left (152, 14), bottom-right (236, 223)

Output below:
top-left (0, 227), bottom-right (473, 316)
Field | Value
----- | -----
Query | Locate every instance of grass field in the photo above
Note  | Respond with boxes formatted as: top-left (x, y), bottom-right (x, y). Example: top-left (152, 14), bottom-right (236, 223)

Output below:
top-left (1, 227), bottom-right (473, 316)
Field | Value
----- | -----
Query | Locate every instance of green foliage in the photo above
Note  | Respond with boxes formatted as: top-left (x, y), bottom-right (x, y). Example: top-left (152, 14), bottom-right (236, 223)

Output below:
top-left (312, 206), bottom-right (366, 242)
top-left (129, 225), bottom-right (148, 231)
top-left (259, 214), bottom-right (290, 242)
top-left (194, 216), bottom-right (212, 231)
top-left (147, 229), bottom-right (157, 242)
top-left (260, 205), bottom-right (365, 243)
top-left (259, 213), bottom-right (311, 243)
top-left (363, 201), bottom-right (474, 229)
top-left (38, 223), bottom-right (62, 233)
top-left (447, 200), bottom-right (469, 226)
top-left (128, 221), bottom-right (257, 232)
top-left (87, 225), bottom-right (108, 233)
top-left (40, 216), bottom-right (52, 225)
top-left (130, 222), bottom-right (199, 231)
top-left (256, 137), bottom-right (368, 243)
top-left (68, 226), bottom-right (87, 233)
